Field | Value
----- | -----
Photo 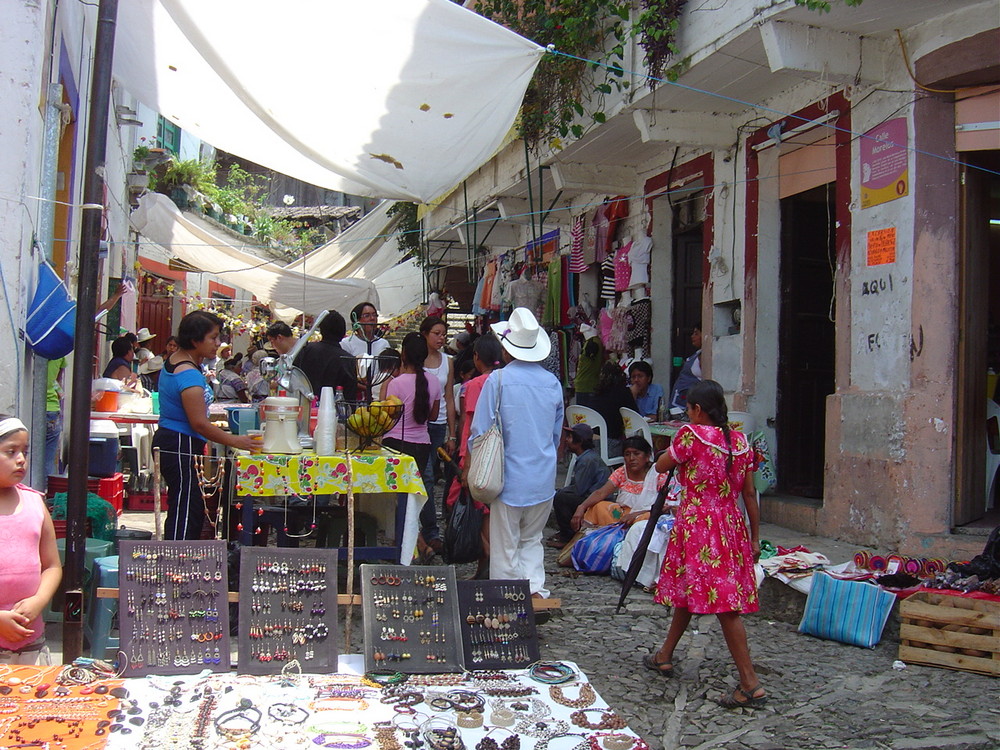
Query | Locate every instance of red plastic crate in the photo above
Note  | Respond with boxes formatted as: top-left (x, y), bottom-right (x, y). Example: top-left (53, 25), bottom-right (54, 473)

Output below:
top-left (125, 492), bottom-right (159, 511)
top-left (47, 473), bottom-right (124, 516)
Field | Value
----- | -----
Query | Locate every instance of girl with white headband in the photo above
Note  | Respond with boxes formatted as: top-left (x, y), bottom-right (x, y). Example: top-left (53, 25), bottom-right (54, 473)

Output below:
top-left (0, 416), bottom-right (61, 664)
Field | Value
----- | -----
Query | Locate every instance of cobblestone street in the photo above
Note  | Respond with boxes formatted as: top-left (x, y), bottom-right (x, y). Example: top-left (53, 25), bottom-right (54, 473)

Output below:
top-left (531, 526), bottom-right (1000, 750)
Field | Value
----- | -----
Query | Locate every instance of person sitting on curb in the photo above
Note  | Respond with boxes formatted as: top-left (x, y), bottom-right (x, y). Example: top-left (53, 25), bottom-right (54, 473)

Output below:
top-left (549, 424), bottom-right (611, 547)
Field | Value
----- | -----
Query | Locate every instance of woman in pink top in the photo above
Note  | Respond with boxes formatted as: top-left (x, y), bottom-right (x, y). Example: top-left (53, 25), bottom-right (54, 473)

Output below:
top-left (383, 334), bottom-right (441, 560)
top-left (0, 416), bottom-right (61, 664)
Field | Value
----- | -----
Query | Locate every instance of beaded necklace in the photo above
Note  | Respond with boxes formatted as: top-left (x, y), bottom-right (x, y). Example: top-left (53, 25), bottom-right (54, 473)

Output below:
top-left (194, 455), bottom-right (226, 538)
top-left (548, 682), bottom-right (596, 708)
top-left (570, 708), bottom-right (627, 731)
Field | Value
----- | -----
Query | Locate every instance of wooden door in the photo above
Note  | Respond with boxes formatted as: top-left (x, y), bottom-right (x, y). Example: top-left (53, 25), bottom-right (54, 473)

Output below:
top-left (139, 275), bottom-right (174, 350)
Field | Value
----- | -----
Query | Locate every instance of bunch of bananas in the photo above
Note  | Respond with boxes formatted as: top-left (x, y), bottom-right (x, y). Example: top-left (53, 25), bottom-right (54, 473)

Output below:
top-left (346, 395), bottom-right (403, 437)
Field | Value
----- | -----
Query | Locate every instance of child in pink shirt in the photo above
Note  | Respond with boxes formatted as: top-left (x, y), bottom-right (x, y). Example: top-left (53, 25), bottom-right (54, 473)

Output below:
top-left (0, 416), bottom-right (61, 664)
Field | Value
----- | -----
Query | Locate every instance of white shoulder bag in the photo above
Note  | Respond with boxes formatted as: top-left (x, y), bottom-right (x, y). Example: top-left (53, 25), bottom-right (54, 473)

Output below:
top-left (467, 370), bottom-right (504, 505)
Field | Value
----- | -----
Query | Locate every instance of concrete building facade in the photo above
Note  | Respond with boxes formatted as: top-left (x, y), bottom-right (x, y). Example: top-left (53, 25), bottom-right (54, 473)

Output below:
top-left (427, 0), bottom-right (999, 556)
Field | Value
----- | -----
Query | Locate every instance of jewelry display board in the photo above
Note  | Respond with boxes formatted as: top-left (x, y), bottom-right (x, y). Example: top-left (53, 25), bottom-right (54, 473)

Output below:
top-left (361, 564), bottom-right (465, 673)
top-left (237, 547), bottom-right (339, 675)
top-left (118, 540), bottom-right (231, 677)
top-left (457, 579), bottom-right (539, 670)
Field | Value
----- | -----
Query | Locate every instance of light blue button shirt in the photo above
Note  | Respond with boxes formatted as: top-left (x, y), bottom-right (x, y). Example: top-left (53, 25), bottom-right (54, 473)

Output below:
top-left (635, 383), bottom-right (665, 417)
top-left (468, 360), bottom-right (564, 507)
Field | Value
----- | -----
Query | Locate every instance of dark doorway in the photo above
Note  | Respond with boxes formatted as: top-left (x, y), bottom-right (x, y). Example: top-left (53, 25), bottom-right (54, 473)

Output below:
top-left (671, 227), bottom-right (703, 388)
top-left (777, 184), bottom-right (836, 498)
top-left (956, 149), bottom-right (1000, 527)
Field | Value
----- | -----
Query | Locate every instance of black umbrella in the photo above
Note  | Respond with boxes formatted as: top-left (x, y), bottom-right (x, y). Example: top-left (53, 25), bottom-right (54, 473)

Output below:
top-left (615, 469), bottom-right (674, 613)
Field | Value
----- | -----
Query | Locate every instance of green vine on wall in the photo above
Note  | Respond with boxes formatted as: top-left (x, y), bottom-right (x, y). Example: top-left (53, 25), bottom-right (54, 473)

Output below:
top-left (793, 0), bottom-right (864, 12)
top-left (387, 201), bottom-right (425, 266)
top-left (634, 0), bottom-right (686, 83)
top-left (475, 0), bottom-right (632, 150)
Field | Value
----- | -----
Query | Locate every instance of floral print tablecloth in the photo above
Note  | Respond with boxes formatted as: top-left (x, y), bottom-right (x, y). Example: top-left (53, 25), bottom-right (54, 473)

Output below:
top-left (235, 450), bottom-right (426, 497)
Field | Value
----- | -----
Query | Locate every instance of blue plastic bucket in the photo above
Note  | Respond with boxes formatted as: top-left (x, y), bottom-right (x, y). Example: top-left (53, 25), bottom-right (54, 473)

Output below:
top-left (25, 261), bottom-right (76, 359)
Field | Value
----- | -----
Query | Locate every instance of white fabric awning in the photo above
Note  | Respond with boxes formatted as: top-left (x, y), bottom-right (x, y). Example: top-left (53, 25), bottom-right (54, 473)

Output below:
top-left (114, 0), bottom-right (544, 203)
top-left (131, 193), bottom-right (378, 313)
top-left (272, 200), bottom-right (424, 321)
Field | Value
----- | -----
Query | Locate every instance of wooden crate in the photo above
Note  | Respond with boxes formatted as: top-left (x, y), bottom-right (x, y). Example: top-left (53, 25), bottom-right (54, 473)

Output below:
top-left (899, 591), bottom-right (1000, 677)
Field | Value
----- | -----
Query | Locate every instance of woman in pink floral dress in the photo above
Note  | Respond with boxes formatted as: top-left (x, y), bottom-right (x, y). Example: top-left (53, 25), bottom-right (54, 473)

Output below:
top-left (645, 380), bottom-right (766, 709)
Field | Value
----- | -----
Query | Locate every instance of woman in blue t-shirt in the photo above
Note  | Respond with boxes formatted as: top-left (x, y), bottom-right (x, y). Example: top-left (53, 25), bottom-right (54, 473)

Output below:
top-left (153, 311), bottom-right (254, 540)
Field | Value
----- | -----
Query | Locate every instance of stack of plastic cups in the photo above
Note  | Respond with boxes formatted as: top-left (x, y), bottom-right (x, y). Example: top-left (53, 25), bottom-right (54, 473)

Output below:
top-left (314, 386), bottom-right (336, 456)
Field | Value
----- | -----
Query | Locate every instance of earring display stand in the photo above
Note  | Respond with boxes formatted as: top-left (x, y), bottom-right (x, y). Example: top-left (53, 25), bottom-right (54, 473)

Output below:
top-left (456, 579), bottom-right (539, 670)
top-left (237, 547), bottom-right (339, 675)
top-left (118, 540), bottom-right (231, 677)
top-left (361, 563), bottom-right (464, 673)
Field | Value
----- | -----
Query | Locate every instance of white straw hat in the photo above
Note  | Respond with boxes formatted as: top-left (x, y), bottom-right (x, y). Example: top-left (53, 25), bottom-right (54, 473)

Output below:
top-left (136, 327), bottom-right (156, 343)
top-left (490, 307), bottom-right (550, 362)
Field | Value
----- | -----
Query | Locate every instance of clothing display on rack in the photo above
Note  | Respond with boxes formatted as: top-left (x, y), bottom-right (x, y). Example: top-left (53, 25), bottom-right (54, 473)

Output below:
top-left (627, 298), bottom-right (652, 359)
top-left (628, 236), bottom-right (652, 289)
top-left (613, 241), bottom-right (633, 293)
top-left (569, 216), bottom-right (588, 273)
top-left (606, 305), bottom-right (631, 354)
top-left (600, 256), bottom-right (616, 302)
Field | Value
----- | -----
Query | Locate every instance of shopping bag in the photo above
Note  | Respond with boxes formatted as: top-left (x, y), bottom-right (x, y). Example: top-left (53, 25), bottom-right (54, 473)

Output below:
top-left (571, 523), bottom-right (628, 574)
top-left (444, 489), bottom-right (483, 564)
top-left (467, 371), bottom-right (503, 504)
top-left (798, 571), bottom-right (896, 648)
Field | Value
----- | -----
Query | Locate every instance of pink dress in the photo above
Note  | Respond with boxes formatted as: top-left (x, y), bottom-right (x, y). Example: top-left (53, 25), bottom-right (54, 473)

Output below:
top-left (0, 485), bottom-right (46, 650)
top-left (654, 424), bottom-right (759, 614)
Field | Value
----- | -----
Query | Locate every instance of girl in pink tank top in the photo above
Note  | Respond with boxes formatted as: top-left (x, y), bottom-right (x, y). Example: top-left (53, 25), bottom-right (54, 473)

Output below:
top-left (0, 416), bottom-right (61, 663)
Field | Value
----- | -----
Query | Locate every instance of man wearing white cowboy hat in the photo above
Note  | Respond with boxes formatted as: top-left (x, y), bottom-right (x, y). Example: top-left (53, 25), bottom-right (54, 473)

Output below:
top-left (468, 307), bottom-right (564, 598)
top-left (134, 328), bottom-right (157, 370)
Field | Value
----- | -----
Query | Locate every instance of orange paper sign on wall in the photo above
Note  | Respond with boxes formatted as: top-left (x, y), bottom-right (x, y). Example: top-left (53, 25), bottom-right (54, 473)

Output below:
top-left (866, 228), bottom-right (896, 266)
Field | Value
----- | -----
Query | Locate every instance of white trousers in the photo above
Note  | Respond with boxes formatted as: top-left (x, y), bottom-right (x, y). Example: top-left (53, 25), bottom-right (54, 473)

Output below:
top-left (489, 498), bottom-right (553, 598)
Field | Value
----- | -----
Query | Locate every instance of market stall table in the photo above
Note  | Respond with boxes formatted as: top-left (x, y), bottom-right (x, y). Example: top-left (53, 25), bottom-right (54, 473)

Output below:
top-left (0, 661), bottom-right (649, 750)
top-left (234, 448), bottom-right (427, 563)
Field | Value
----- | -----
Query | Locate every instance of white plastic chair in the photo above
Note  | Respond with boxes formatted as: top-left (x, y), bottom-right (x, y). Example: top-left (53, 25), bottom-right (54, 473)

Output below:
top-left (987, 400), bottom-right (1000, 509)
top-left (565, 405), bottom-right (625, 486)
top-left (619, 406), bottom-right (653, 447)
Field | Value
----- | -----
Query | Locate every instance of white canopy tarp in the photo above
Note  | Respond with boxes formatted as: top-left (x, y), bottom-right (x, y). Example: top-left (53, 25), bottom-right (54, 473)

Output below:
top-left (131, 192), bottom-right (379, 313)
top-left (271, 201), bottom-right (424, 321)
top-left (368, 258), bottom-right (425, 322)
top-left (114, 0), bottom-right (544, 203)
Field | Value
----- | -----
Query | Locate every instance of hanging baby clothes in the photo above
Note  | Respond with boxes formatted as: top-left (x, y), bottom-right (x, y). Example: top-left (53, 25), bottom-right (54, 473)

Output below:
top-left (613, 240), bottom-right (633, 292)
top-left (568, 216), bottom-right (589, 273)
top-left (600, 256), bottom-right (616, 302)
top-left (628, 298), bottom-right (652, 359)
top-left (591, 203), bottom-right (611, 263)
top-left (539, 330), bottom-right (562, 382)
top-left (607, 303), bottom-right (632, 354)
top-left (598, 307), bottom-right (614, 348)
top-left (508, 270), bottom-right (545, 318)
top-left (489, 255), bottom-right (510, 312)
top-left (480, 260), bottom-right (498, 311)
top-left (561, 256), bottom-right (572, 325)
top-left (543, 257), bottom-right (563, 327)
top-left (628, 236), bottom-right (653, 289)
top-left (604, 197), bottom-right (630, 256)
top-left (471, 272), bottom-right (488, 316)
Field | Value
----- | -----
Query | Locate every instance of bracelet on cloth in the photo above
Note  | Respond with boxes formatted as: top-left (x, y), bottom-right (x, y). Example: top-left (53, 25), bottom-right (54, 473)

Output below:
top-left (456, 711), bottom-right (483, 728)
top-left (589, 734), bottom-right (649, 750)
top-left (490, 708), bottom-right (515, 727)
top-left (527, 661), bottom-right (577, 685)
